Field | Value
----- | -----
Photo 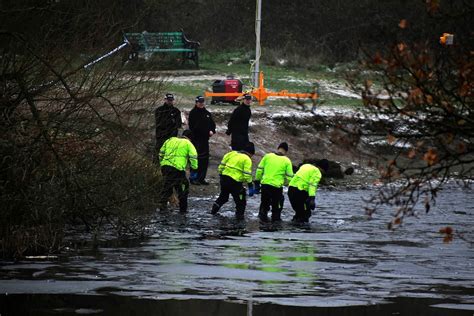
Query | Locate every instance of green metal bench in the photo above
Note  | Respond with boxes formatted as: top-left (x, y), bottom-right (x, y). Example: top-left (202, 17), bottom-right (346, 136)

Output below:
top-left (124, 31), bottom-right (200, 67)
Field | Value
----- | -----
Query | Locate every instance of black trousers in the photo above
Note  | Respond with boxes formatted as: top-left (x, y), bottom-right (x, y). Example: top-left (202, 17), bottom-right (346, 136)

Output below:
top-left (259, 184), bottom-right (284, 221)
top-left (231, 133), bottom-right (249, 151)
top-left (213, 175), bottom-right (246, 216)
top-left (288, 186), bottom-right (311, 222)
top-left (192, 137), bottom-right (210, 182)
top-left (159, 165), bottom-right (189, 212)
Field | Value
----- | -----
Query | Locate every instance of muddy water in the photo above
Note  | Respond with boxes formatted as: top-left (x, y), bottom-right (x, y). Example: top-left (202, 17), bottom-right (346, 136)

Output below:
top-left (1, 184), bottom-right (473, 315)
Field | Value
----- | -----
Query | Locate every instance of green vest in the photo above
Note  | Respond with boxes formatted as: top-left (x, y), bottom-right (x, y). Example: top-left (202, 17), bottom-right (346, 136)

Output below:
top-left (288, 164), bottom-right (322, 197)
top-left (255, 152), bottom-right (293, 188)
top-left (218, 151), bottom-right (253, 183)
top-left (159, 137), bottom-right (198, 171)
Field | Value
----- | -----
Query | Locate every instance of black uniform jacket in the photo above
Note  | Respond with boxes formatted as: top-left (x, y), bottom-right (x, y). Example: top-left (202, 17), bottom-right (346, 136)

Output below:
top-left (188, 106), bottom-right (216, 140)
top-left (227, 103), bottom-right (251, 136)
top-left (155, 103), bottom-right (182, 138)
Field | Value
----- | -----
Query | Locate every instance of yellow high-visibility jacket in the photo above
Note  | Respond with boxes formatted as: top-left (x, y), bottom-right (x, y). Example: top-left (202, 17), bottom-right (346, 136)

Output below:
top-left (159, 137), bottom-right (198, 171)
top-left (288, 164), bottom-right (322, 197)
top-left (255, 153), bottom-right (293, 188)
top-left (218, 151), bottom-right (253, 183)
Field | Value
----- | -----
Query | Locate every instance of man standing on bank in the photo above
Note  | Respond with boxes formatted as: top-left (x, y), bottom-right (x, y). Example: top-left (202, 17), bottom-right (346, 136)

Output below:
top-left (225, 93), bottom-right (252, 151)
top-left (155, 93), bottom-right (182, 155)
top-left (254, 142), bottom-right (294, 222)
top-left (188, 96), bottom-right (216, 185)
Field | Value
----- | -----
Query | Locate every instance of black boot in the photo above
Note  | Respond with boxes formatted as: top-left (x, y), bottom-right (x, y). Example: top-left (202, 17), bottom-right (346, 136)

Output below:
top-left (211, 203), bottom-right (220, 215)
top-left (271, 211), bottom-right (281, 222)
top-left (235, 210), bottom-right (245, 220)
top-left (258, 210), bottom-right (269, 222)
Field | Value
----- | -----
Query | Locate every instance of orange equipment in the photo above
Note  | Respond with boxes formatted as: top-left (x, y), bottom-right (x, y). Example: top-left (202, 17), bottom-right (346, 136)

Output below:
top-left (204, 71), bottom-right (318, 106)
top-left (439, 33), bottom-right (454, 46)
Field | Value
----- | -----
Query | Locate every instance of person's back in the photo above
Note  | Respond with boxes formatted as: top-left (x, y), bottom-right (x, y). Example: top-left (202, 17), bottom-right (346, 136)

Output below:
top-left (256, 152), bottom-right (293, 188)
top-left (255, 142), bottom-right (293, 222)
top-left (158, 130), bottom-right (197, 213)
top-left (212, 142), bottom-right (255, 219)
top-left (219, 151), bottom-right (253, 184)
top-left (289, 164), bottom-right (322, 197)
top-left (288, 159), bottom-right (328, 223)
top-left (159, 136), bottom-right (197, 171)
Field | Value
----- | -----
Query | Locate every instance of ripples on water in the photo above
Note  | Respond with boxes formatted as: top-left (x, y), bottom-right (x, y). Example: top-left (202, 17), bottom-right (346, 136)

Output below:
top-left (1, 185), bottom-right (473, 315)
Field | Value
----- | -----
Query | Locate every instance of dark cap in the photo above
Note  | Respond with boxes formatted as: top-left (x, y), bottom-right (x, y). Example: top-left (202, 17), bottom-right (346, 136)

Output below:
top-left (243, 94), bottom-right (252, 100)
top-left (182, 129), bottom-right (193, 138)
top-left (165, 93), bottom-right (175, 100)
top-left (278, 142), bottom-right (289, 152)
top-left (244, 142), bottom-right (255, 155)
top-left (195, 96), bottom-right (205, 103)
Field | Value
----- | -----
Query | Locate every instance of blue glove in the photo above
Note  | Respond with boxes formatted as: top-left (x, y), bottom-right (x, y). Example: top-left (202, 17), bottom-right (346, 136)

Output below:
top-left (248, 187), bottom-right (256, 197)
top-left (248, 183), bottom-right (255, 197)
top-left (254, 181), bottom-right (261, 194)
top-left (190, 171), bottom-right (198, 181)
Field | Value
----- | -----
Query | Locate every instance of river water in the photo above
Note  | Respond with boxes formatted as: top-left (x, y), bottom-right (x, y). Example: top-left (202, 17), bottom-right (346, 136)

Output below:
top-left (1, 184), bottom-right (473, 315)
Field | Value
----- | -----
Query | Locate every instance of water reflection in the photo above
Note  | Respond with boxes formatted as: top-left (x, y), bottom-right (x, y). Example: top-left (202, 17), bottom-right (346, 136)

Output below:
top-left (0, 185), bottom-right (473, 315)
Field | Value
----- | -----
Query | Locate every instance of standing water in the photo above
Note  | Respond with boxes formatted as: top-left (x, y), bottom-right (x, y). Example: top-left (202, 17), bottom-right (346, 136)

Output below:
top-left (1, 184), bottom-right (473, 315)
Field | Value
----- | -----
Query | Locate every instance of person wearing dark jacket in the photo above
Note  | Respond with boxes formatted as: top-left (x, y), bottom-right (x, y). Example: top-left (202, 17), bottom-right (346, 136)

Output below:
top-left (155, 93), bottom-right (182, 155)
top-left (226, 93), bottom-right (252, 151)
top-left (188, 96), bottom-right (216, 185)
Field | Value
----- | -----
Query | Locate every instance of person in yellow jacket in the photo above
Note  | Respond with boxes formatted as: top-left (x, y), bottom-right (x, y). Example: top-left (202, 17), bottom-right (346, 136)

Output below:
top-left (288, 159), bottom-right (329, 223)
top-left (254, 142), bottom-right (293, 222)
top-left (158, 129), bottom-right (198, 212)
top-left (211, 142), bottom-right (255, 220)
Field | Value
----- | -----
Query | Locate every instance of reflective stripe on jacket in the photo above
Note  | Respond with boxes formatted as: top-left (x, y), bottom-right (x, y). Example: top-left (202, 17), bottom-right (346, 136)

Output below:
top-left (288, 164), bottom-right (322, 197)
top-left (255, 153), bottom-right (293, 188)
top-left (218, 151), bottom-right (253, 183)
top-left (159, 137), bottom-right (198, 171)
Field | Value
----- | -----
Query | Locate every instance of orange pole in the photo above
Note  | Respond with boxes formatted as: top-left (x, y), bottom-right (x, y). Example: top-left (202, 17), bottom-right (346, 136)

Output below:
top-left (204, 71), bottom-right (318, 106)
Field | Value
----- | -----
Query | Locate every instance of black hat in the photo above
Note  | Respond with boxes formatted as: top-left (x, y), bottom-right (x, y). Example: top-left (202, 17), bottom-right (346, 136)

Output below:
top-left (316, 159), bottom-right (329, 173)
top-left (165, 93), bottom-right (175, 100)
top-left (244, 142), bottom-right (255, 155)
top-left (243, 94), bottom-right (252, 100)
top-left (182, 129), bottom-right (193, 138)
top-left (278, 142), bottom-right (289, 152)
top-left (195, 96), bottom-right (205, 103)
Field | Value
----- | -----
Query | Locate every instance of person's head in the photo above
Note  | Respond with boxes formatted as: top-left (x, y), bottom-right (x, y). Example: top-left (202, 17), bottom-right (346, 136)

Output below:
top-left (195, 95), bottom-right (205, 108)
top-left (277, 142), bottom-right (289, 154)
top-left (182, 129), bottom-right (193, 139)
top-left (243, 142), bottom-right (255, 156)
top-left (165, 93), bottom-right (175, 105)
top-left (315, 159), bottom-right (329, 173)
top-left (242, 93), bottom-right (252, 106)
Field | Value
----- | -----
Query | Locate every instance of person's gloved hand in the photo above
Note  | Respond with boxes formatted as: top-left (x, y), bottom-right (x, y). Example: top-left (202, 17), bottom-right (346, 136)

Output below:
top-left (190, 170), bottom-right (198, 181)
top-left (254, 181), bottom-right (261, 194)
top-left (248, 182), bottom-right (255, 197)
top-left (306, 196), bottom-right (316, 210)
